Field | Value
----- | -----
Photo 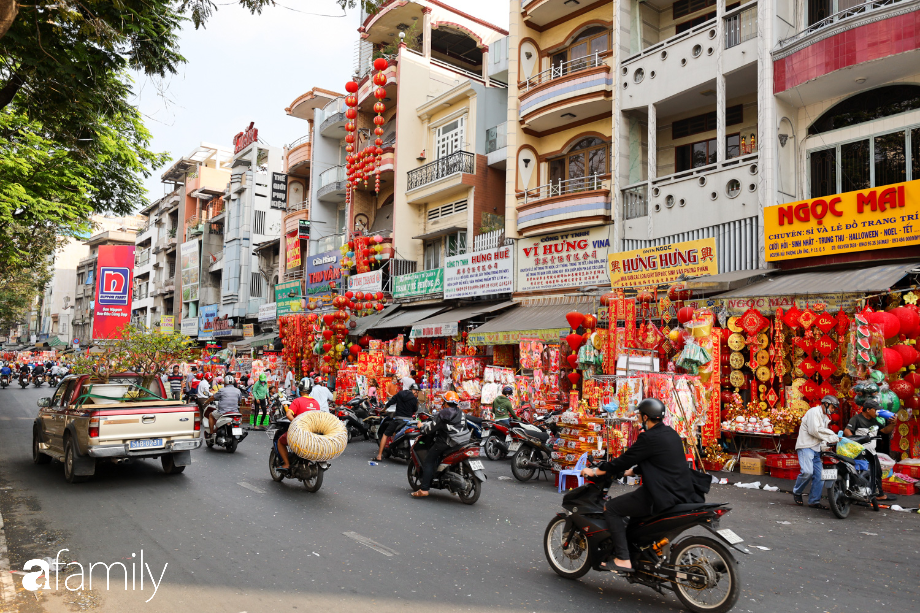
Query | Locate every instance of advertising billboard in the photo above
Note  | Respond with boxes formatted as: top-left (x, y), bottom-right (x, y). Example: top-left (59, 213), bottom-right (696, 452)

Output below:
top-left (92, 245), bottom-right (135, 340)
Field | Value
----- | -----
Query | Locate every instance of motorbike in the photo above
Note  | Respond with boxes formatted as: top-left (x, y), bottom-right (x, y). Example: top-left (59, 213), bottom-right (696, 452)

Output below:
top-left (336, 404), bottom-right (369, 441)
top-left (201, 402), bottom-right (248, 453)
top-left (19, 372), bottom-right (30, 388)
top-left (407, 436), bottom-right (487, 505)
top-left (823, 435), bottom-right (883, 518)
top-left (482, 417), bottom-right (549, 461)
top-left (510, 411), bottom-right (562, 481)
top-left (0, 374), bottom-right (9, 388)
top-left (267, 416), bottom-right (328, 492)
top-left (48, 373), bottom-right (61, 388)
top-left (381, 415), bottom-right (425, 462)
top-left (544, 469), bottom-right (746, 613)
top-left (32, 372), bottom-right (44, 387)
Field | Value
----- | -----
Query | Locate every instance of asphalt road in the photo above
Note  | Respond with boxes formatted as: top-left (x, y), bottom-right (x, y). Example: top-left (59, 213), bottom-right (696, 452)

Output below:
top-left (0, 385), bottom-right (918, 613)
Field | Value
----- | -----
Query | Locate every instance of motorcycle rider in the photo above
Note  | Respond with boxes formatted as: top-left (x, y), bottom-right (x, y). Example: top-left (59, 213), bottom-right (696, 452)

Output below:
top-left (492, 386), bottom-right (516, 425)
top-left (208, 375), bottom-right (242, 438)
top-left (792, 394), bottom-right (841, 509)
top-left (276, 395), bottom-right (322, 471)
top-left (411, 392), bottom-right (470, 498)
top-left (51, 361), bottom-right (68, 378)
top-left (31, 361), bottom-right (46, 383)
top-left (373, 383), bottom-right (420, 462)
top-left (309, 375), bottom-right (334, 413)
top-left (843, 399), bottom-right (897, 502)
top-left (580, 398), bottom-right (704, 573)
top-left (196, 373), bottom-right (213, 412)
top-left (251, 373), bottom-right (270, 428)
top-left (0, 362), bottom-right (12, 384)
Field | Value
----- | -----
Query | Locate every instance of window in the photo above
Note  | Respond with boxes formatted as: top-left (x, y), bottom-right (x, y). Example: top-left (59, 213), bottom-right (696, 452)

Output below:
top-left (254, 210), bottom-right (266, 235)
top-left (809, 147), bottom-right (837, 198)
top-left (423, 240), bottom-right (441, 271)
top-left (726, 133), bottom-right (740, 159)
top-left (875, 131), bottom-right (906, 187)
top-left (808, 128), bottom-right (918, 197)
top-left (675, 138), bottom-right (716, 172)
top-left (912, 127), bottom-right (920, 181)
top-left (841, 140), bottom-right (870, 192)
top-left (808, 85), bottom-right (920, 135)
top-left (435, 118), bottom-right (465, 159)
top-left (550, 26), bottom-right (609, 73)
top-left (446, 231), bottom-right (467, 258)
top-left (427, 200), bottom-right (468, 221)
top-left (672, 105), bottom-right (743, 140)
top-left (674, 3), bottom-right (737, 34)
top-left (548, 137), bottom-right (609, 186)
top-left (250, 273), bottom-right (263, 298)
top-left (673, 0), bottom-right (716, 19)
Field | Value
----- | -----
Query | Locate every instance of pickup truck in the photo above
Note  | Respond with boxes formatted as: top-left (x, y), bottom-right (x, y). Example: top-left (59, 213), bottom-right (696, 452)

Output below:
top-left (32, 373), bottom-right (202, 483)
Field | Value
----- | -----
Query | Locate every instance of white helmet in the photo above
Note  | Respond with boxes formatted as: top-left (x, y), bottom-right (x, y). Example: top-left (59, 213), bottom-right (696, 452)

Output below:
top-left (224, 375), bottom-right (236, 386)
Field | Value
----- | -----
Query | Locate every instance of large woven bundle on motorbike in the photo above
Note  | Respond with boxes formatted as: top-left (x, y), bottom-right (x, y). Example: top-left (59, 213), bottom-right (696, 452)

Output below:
top-left (287, 411), bottom-right (348, 461)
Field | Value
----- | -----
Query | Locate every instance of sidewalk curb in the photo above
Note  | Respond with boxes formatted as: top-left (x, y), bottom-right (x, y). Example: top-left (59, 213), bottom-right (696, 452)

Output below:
top-left (712, 476), bottom-right (920, 513)
top-left (0, 505), bottom-right (17, 607)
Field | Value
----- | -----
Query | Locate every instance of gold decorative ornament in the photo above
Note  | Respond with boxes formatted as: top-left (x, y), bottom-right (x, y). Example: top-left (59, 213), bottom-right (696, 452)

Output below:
top-left (729, 352), bottom-right (746, 369)
top-left (756, 349), bottom-right (770, 366)
top-left (757, 333), bottom-right (769, 348)
top-left (728, 317), bottom-right (743, 333)
top-left (899, 423), bottom-right (910, 437)
top-left (729, 370), bottom-right (745, 388)
top-left (728, 333), bottom-right (746, 351)
top-left (756, 365), bottom-right (771, 381)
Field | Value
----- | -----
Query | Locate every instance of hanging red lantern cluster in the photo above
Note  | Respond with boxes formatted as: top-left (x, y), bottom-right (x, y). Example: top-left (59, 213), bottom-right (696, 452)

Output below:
top-left (371, 58), bottom-right (388, 194)
top-left (343, 81), bottom-right (360, 212)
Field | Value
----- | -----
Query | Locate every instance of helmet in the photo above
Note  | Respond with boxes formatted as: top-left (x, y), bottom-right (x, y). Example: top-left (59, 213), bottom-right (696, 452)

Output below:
top-left (820, 395), bottom-right (840, 408)
top-left (315, 376), bottom-right (323, 383)
top-left (196, 372), bottom-right (204, 380)
top-left (224, 375), bottom-right (235, 386)
top-left (409, 383), bottom-right (420, 391)
top-left (637, 397), bottom-right (666, 421)
top-left (502, 386), bottom-right (514, 396)
top-left (443, 391), bottom-right (459, 404)
top-left (204, 373), bottom-right (213, 382)
top-left (259, 373), bottom-right (267, 383)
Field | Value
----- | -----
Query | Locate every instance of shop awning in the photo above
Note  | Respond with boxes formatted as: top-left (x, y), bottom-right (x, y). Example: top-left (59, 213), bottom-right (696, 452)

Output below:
top-left (715, 262), bottom-right (920, 298)
top-left (684, 268), bottom-right (774, 293)
top-left (467, 302), bottom-right (578, 345)
top-left (349, 304), bottom-right (401, 337)
top-left (409, 301), bottom-right (516, 338)
top-left (412, 226), bottom-right (466, 241)
top-left (46, 337), bottom-right (67, 348)
top-left (228, 332), bottom-right (277, 349)
top-left (373, 305), bottom-right (450, 330)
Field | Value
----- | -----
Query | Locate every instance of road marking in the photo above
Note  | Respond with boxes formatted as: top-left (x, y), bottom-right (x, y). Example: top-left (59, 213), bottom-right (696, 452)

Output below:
top-left (237, 482), bottom-right (265, 494)
top-left (17, 417), bottom-right (32, 420)
top-left (342, 532), bottom-right (398, 557)
top-left (0, 417), bottom-right (10, 421)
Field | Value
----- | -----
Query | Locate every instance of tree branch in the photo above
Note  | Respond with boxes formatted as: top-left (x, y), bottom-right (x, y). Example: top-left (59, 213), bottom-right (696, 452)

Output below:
top-left (0, 0), bottom-right (17, 41)
top-left (0, 72), bottom-right (23, 110)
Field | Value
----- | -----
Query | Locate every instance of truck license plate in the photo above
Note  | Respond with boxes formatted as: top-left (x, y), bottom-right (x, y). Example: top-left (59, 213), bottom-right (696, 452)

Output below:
top-left (232, 427), bottom-right (243, 436)
top-left (821, 468), bottom-right (837, 481)
top-left (468, 460), bottom-right (484, 471)
top-left (129, 438), bottom-right (163, 450)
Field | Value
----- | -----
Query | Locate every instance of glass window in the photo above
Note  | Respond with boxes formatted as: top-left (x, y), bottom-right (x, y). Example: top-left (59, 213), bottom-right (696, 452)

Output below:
top-left (808, 85), bottom-right (920, 135)
top-left (446, 232), bottom-right (467, 258)
top-left (807, 0), bottom-right (833, 26)
top-left (913, 127), bottom-right (920, 181)
top-left (809, 147), bottom-right (837, 197)
top-left (840, 139), bottom-right (870, 192)
top-left (423, 240), bottom-right (441, 271)
top-left (874, 131), bottom-right (906, 187)
top-left (549, 138), bottom-right (609, 184)
top-left (726, 133), bottom-right (740, 159)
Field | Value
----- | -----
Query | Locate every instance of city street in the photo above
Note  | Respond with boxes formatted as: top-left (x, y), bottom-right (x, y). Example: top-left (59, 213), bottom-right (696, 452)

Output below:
top-left (1, 387), bottom-right (918, 613)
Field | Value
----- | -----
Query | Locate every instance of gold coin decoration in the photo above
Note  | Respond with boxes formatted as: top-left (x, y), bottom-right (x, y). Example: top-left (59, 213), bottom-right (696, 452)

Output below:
top-left (728, 317), bottom-right (743, 333)
top-left (759, 401), bottom-right (768, 410)
top-left (756, 365), bottom-right (771, 381)
top-left (793, 399), bottom-right (810, 412)
top-left (759, 384), bottom-right (767, 393)
top-left (792, 378), bottom-right (806, 390)
top-left (898, 409), bottom-right (910, 421)
top-left (756, 349), bottom-right (770, 366)
top-left (900, 438), bottom-right (910, 451)
top-left (729, 352), bottom-right (745, 369)
top-left (728, 333), bottom-right (746, 351)
top-left (899, 423), bottom-right (910, 437)
top-left (757, 333), bottom-right (770, 348)
top-left (729, 370), bottom-right (745, 387)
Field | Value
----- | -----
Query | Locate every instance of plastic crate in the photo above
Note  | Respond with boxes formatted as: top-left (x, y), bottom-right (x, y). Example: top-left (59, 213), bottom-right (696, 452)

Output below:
top-left (765, 453), bottom-right (799, 469)
top-left (769, 466), bottom-right (801, 480)
top-left (882, 481), bottom-right (916, 497)
top-left (701, 460), bottom-right (725, 472)
top-left (894, 463), bottom-right (920, 479)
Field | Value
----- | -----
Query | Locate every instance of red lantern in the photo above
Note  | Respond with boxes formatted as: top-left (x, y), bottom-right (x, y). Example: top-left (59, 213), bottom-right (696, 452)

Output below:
top-left (345, 291), bottom-right (354, 299)
top-left (373, 72), bottom-right (387, 86)
top-left (565, 333), bottom-right (584, 352)
top-left (374, 126), bottom-right (384, 136)
top-left (359, 334), bottom-right (371, 347)
top-left (373, 57), bottom-right (389, 71)
top-left (903, 372), bottom-right (920, 389)
top-left (881, 347), bottom-right (904, 374)
top-left (890, 379), bottom-right (915, 401)
top-left (322, 329), bottom-right (333, 341)
top-left (322, 342), bottom-right (333, 353)
top-left (867, 311), bottom-right (900, 339)
top-left (345, 81), bottom-right (359, 93)
top-left (374, 87), bottom-right (387, 99)
top-left (890, 306), bottom-right (920, 338)
top-left (567, 372), bottom-right (581, 385)
top-left (582, 314), bottom-right (597, 330)
top-left (677, 306), bottom-right (694, 325)
top-left (345, 94), bottom-right (358, 107)
top-left (355, 291), bottom-right (364, 301)
top-left (322, 313), bottom-right (334, 326)
top-left (349, 344), bottom-right (361, 356)
top-left (892, 344), bottom-right (920, 369)
top-left (374, 101), bottom-right (386, 114)
top-left (667, 282), bottom-right (691, 302)
top-left (565, 311), bottom-right (585, 330)
top-left (345, 121), bottom-right (356, 132)
top-left (373, 115), bottom-right (385, 126)
top-left (345, 107), bottom-right (357, 120)
top-left (566, 354), bottom-right (578, 369)
top-left (375, 291), bottom-right (383, 300)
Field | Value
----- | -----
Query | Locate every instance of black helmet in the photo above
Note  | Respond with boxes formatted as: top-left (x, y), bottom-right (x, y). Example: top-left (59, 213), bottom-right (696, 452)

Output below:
top-left (637, 397), bottom-right (666, 421)
top-left (820, 395), bottom-right (839, 408)
top-left (502, 386), bottom-right (514, 396)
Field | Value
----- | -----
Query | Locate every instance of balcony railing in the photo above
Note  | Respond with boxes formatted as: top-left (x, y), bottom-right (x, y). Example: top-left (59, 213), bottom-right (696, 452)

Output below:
top-left (315, 233), bottom-right (345, 254)
top-left (778, 0), bottom-right (909, 48)
top-left (486, 123), bottom-right (507, 154)
top-left (622, 184), bottom-right (649, 220)
top-left (288, 133), bottom-right (311, 149)
top-left (519, 174), bottom-right (608, 205)
top-left (319, 98), bottom-right (346, 134)
top-left (522, 52), bottom-right (604, 93)
top-left (287, 198), bottom-right (309, 212)
top-left (319, 165), bottom-right (347, 189)
top-left (135, 249), bottom-right (150, 267)
top-left (407, 151), bottom-right (475, 191)
top-left (725, 3), bottom-right (758, 49)
top-left (133, 286), bottom-right (149, 301)
top-left (473, 229), bottom-right (506, 252)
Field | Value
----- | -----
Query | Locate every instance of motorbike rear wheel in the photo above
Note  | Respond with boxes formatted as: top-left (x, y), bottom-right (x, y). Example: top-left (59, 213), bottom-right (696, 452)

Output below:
top-left (407, 463), bottom-right (422, 491)
top-left (302, 465), bottom-right (324, 493)
top-left (511, 446), bottom-right (537, 482)
top-left (828, 480), bottom-right (850, 519)
top-left (225, 437), bottom-right (238, 454)
top-left (670, 536), bottom-right (740, 613)
top-left (543, 517), bottom-right (592, 579)
top-left (484, 436), bottom-right (505, 461)
top-left (268, 450), bottom-right (284, 482)
top-left (457, 476), bottom-right (481, 505)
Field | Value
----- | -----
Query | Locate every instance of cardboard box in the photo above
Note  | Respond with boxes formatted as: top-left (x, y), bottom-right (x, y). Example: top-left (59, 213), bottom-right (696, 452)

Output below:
top-left (739, 456), bottom-right (766, 475)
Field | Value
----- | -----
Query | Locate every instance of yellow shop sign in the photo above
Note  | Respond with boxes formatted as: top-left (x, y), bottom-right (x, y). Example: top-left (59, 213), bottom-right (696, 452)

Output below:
top-left (764, 179), bottom-right (920, 261)
top-left (607, 238), bottom-right (718, 288)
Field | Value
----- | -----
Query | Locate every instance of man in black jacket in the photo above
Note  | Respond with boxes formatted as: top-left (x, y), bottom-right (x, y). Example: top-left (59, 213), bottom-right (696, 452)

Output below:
top-left (372, 383), bottom-right (420, 462)
top-left (581, 398), bottom-right (702, 573)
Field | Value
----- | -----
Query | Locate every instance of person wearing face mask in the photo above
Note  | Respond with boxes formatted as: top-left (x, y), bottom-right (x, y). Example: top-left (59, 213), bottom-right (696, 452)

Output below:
top-left (579, 398), bottom-right (703, 573)
top-left (792, 395), bottom-right (841, 509)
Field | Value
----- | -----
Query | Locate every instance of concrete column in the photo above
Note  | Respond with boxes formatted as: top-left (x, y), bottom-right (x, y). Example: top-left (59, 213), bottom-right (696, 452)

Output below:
top-left (716, 73), bottom-right (726, 163)
top-left (647, 104), bottom-right (656, 181)
top-left (422, 7), bottom-right (432, 59)
top-left (482, 49), bottom-right (490, 86)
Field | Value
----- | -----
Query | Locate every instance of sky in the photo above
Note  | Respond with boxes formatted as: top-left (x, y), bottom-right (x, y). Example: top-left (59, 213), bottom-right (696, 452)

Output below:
top-left (133, 0), bottom-right (511, 202)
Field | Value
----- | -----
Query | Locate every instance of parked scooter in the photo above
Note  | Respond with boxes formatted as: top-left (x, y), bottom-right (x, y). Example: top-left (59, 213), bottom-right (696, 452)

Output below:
top-left (201, 401), bottom-right (248, 453)
top-left (336, 404), bottom-right (369, 441)
top-left (511, 410), bottom-right (563, 481)
top-left (823, 435), bottom-right (883, 518)
top-left (544, 466), bottom-right (746, 613)
top-left (267, 416), bottom-right (328, 492)
top-left (407, 437), bottom-right (487, 505)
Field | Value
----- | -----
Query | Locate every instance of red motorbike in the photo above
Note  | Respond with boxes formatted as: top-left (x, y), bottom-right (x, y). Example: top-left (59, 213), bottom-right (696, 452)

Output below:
top-left (407, 437), bottom-right (487, 505)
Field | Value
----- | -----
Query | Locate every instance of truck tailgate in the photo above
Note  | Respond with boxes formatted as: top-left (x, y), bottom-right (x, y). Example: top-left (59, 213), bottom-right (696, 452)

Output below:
top-left (96, 406), bottom-right (198, 443)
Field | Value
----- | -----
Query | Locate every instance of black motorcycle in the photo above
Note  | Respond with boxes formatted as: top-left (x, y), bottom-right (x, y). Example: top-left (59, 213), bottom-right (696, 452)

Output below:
top-left (544, 471), bottom-right (746, 613)
top-left (510, 411), bottom-right (562, 482)
top-left (48, 373), bottom-right (60, 388)
top-left (19, 372), bottom-right (30, 388)
top-left (267, 417), bottom-right (327, 492)
top-left (32, 372), bottom-right (44, 387)
top-left (823, 435), bottom-right (883, 518)
top-left (336, 404), bottom-right (369, 441)
top-left (0, 374), bottom-right (9, 388)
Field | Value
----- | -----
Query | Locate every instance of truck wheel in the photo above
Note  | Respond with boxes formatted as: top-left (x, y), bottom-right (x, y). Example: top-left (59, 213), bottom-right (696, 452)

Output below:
top-left (161, 453), bottom-right (186, 475)
top-left (63, 438), bottom-right (89, 483)
top-left (32, 429), bottom-right (51, 464)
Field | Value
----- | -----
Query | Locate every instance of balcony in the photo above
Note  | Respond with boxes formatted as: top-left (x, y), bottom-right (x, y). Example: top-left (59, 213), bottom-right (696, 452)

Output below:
top-left (516, 175), bottom-right (611, 236)
top-left (186, 166), bottom-right (229, 198)
top-left (522, 0), bottom-right (590, 30)
top-left (316, 165), bottom-right (347, 203)
top-left (773, 0), bottom-right (920, 102)
top-left (486, 123), bottom-right (507, 169)
top-left (286, 133), bottom-right (312, 175)
top-left (519, 53), bottom-right (612, 134)
top-left (623, 153), bottom-right (759, 242)
top-left (725, 4), bottom-right (758, 49)
top-left (135, 249), bottom-right (151, 268)
top-left (406, 151), bottom-right (476, 205)
top-left (209, 250), bottom-right (224, 273)
top-left (319, 98), bottom-right (347, 138)
top-left (488, 36), bottom-right (509, 84)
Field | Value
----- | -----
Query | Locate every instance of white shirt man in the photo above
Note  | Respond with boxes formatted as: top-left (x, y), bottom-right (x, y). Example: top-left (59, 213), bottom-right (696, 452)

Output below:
top-left (197, 378), bottom-right (211, 399)
top-left (284, 370), bottom-right (295, 394)
top-left (310, 383), bottom-right (334, 413)
top-left (401, 372), bottom-right (416, 391)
